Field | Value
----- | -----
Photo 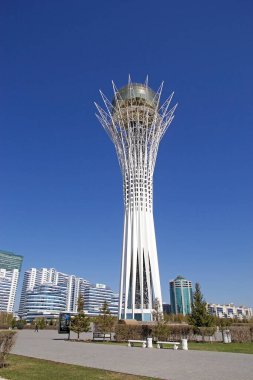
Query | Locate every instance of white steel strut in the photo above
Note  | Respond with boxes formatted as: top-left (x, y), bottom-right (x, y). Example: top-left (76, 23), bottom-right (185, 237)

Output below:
top-left (95, 77), bottom-right (177, 321)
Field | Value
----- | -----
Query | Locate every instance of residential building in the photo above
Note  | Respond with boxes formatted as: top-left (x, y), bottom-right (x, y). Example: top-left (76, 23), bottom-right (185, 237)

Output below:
top-left (207, 303), bottom-right (253, 320)
top-left (19, 268), bottom-right (90, 320)
top-left (0, 250), bottom-right (23, 313)
top-left (23, 284), bottom-right (67, 321)
top-left (170, 275), bottom-right (193, 315)
top-left (19, 268), bottom-right (119, 320)
top-left (83, 283), bottom-right (119, 316)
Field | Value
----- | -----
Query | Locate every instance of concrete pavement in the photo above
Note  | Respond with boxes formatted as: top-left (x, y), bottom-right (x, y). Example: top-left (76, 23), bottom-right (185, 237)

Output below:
top-left (11, 330), bottom-right (253, 380)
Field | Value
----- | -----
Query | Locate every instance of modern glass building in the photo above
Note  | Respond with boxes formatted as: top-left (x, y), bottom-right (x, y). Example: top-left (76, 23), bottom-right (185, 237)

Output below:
top-left (19, 268), bottom-right (91, 320)
top-left (83, 283), bottom-right (119, 316)
top-left (23, 284), bottom-right (67, 322)
top-left (19, 268), bottom-right (118, 320)
top-left (0, 250), bottom-right (23, 313)
top-left (0, 250), bottom-right (23, 271)
top-left (170, 275), bottom-right (193, 315)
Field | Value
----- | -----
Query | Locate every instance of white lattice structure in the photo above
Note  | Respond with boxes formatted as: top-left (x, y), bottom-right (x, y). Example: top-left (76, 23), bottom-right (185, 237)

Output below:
top-left (95, 77), bottom-right (177, 321)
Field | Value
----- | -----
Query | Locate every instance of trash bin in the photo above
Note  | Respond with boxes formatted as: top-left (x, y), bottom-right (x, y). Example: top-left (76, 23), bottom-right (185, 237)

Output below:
top-left (147, 337), bottom-right (153, 348)
top-left (181, 338), bottom-right (188, 350)
top-left (223, 330), bottom-right (231, 343)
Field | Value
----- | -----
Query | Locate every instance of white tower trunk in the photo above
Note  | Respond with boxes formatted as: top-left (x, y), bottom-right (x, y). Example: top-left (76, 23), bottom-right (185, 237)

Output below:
top-left (96, 78), bottom-right (177, 321)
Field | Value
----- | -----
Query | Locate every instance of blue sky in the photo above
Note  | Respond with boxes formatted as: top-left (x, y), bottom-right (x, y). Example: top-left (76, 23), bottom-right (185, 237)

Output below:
top-left (0, 0), bottom-right (252, 308)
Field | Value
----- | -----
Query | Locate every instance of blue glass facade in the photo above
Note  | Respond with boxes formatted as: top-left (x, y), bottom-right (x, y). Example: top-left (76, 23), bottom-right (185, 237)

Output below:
top-left (24, 284), bottom-right (67, 321)
top-left (0, 250), bottom-right (23, 271)
top-left (83, 283), bottom-right (119, 316)
top-left (19, 268), bottom-right (119, 320)
top-left (170, 275), bottom-right (193, 315)
top-left (19, 268), bottom-right (90, 320)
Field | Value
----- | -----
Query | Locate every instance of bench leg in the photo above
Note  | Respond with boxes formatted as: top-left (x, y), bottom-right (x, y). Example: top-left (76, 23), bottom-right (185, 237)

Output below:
top-left (157, 344), bottom-right (160, 349)
top-left (128, 342), bottom-right (131, 347)
top-left (142, 342), bottom-right (146, 348)
top-left (173, 344), bottom-right (178, 350)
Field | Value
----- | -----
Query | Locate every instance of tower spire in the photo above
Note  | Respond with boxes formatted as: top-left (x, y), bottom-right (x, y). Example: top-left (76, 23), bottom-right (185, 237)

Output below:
top-left (96, 78), bottom-right (177, 320)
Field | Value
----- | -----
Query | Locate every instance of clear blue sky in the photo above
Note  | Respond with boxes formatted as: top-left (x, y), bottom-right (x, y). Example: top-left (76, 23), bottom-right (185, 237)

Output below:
top-left (0, 0), bottom-right (252, 308)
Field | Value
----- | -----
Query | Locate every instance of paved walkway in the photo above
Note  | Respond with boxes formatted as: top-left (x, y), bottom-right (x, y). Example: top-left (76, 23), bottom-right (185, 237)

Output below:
top-left (11, 330), bottom-right (253, 380)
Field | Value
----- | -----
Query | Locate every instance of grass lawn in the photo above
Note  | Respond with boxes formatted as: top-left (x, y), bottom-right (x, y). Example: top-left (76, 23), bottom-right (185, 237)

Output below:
top-left (189, 342), bottom-right (253, 354)
top-left (0, 354), bottom-right (157, 380)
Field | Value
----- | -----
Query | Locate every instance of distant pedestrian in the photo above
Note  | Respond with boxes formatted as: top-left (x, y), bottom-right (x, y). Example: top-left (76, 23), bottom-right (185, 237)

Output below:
top-left (34, 323), bottom-right (39, 332)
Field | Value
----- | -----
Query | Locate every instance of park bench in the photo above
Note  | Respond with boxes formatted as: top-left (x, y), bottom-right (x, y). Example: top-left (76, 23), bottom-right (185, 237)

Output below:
top-left (93, 332), bottom-right (112, 341)
top-left (128, 339), bottom-right (146, 348)
top-left (156, 341), bottom-right (180, 350)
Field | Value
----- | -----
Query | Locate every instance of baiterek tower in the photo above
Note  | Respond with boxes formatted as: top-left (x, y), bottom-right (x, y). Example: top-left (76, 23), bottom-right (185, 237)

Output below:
top-left (95, 77), bottom-right (177, 321)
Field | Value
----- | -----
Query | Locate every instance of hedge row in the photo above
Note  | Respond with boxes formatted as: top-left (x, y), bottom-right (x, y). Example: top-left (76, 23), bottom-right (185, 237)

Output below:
top-left (115, 323), bottom-right (253, 343)
top-left (230, 325), bottom-right (253, 343)
top-left (114, 324), bottom-right (193, 342)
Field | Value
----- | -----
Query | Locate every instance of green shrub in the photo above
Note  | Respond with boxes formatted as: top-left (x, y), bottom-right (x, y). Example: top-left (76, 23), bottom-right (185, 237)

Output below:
top-left (115, 323), bottom-right (193, 342)
top-left (152, 323), bottom-right (171, 341)
top-left (114, 325), bottom-right (142, 341)
top-left (169, 325), bottom-right (193, 340)
top-left (198, 326), bottom-right (216, 342)
top-left (141, 325), bottom-right (153, 339)
top-left (0, 312), bottom-right (13, 329)
top-left (93, 303), bottom-right (116, 335)
top-left (70, 313), bottom-right (90, 340)
top-left (16, 320), bottom-right (26, 330)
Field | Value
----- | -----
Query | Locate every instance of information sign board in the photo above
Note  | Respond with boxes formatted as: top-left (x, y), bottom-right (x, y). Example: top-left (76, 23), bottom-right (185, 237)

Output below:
top-left (58, 312), bottom-right (71, 334)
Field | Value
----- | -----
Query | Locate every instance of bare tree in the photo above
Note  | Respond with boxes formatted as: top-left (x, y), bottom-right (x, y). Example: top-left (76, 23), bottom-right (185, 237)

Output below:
top-left (152, 298), bottom-right (163, 322)
top-left (0, 331), bottom-right (16, 368)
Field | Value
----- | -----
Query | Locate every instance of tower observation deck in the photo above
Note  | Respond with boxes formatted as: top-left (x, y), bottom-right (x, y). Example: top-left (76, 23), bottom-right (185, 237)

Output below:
top-left (96, 78), bottom-right (177, 321)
